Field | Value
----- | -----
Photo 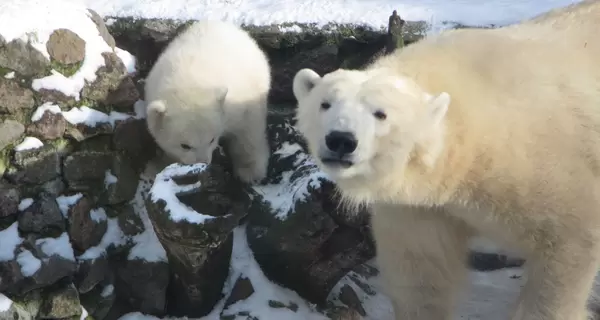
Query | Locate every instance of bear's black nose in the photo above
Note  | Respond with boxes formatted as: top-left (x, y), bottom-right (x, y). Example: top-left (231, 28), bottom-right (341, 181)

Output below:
top-left (325, 131), bottom-right (358, 155)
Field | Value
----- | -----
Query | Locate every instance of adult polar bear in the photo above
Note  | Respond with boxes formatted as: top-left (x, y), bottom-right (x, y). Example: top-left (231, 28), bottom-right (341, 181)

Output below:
top-left (144, 20), bottom-right (271, 184)
top-left (293, 1), bottom-right (600, 319)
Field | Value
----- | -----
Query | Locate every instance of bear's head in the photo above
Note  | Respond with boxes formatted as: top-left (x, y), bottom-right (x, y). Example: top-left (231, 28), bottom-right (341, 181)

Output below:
top-left (293, 68), bottom-right (451, 202)
top-left (145, 86), bottom-right (227, 165)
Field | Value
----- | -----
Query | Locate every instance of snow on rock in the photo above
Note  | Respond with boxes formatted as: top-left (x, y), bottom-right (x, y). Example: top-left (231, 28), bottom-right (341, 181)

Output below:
top-left (252, 141), bottom-right (328, 220)
top-left (78, 217), bottom-right (126, 260)
top-left (115, 47), bottom-right (137, 74)
top-left (17, 198), bottom-right (34, 211)
top-left (31, 102), bottom-right (142, 129)
top-left (35, 232), bottom-right (75, 261)
top-left (56, 193), bottom-right (84, 218)
top-left (0, 294), bottom-right (12, 312)
top-left (0, 222), bottom-right (23, 262)
top-left (90, 208), bottom-right (108, 223)
top-left (127, 176), bottom-right (167, 262)
top-left (104, 169), bottom-right (118, 188)
top-left (14, 137), bottom-right (44, 152)
top-left (148, 163), bottom-right (217, 225)
top-left (4, 72), bottom-right (15, 79)
top-left (0, 0), bottom-right (135, 100)
top-left (84, 0), bottom-right (583, 31)
top-left (16, 249), bottom-right (42, 277)
top-left (101, 284), bottom-right (114, 297)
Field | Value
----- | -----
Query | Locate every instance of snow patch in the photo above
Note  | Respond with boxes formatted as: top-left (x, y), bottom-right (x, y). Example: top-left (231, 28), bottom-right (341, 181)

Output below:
top-left (0, 222), bottom-right (23, 261)
top-left (14, 137), bottom-right (44, 152)
top-left (80, 306), bottom-right (89, 320)
top-left (78, 217), bottom-right (126, 260)
top-left (4, 72), bottom-right (15, 79)
top-left (56, 193), bottom-right (83, 218)
top-left (115, 47), bottom-right (137, 74)
top-left (253, 142), bottom-right (327, 219)
top-left (32, 102), bottom-right (139, 129)
top-left (0, 293), bottom-right (12, 312)
top-left (148, 163), bottom-right (217, 224)
top-left (104, 170), bottom-right (118, 188)
top-left (18, 198), bottom-right (34, 211)
top-left (90, 208), bottom-right (108, 223)
top-left (101, 284), bottom-right (114, 297)
top-left (16, 249), bottom-right (42, 277)
top-left (128, 177), bottom-right (167, 262)
top-left (36, 232), bottom-right (75, 261)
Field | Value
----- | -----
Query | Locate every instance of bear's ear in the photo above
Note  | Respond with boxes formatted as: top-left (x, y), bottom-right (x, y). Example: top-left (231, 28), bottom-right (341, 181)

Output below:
top-left (427, 92), bottom-right (451, 125)
top-left (293, 68), bottom-right (321, 100)
top-left (147, 100), bottom-right (167, 117)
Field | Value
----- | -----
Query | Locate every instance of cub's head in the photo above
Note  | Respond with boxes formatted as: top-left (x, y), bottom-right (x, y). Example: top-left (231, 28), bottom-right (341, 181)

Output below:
top-left (293, 68), bottom-right (450, 188)
top-left (145, 87), bottom-right (227, 165)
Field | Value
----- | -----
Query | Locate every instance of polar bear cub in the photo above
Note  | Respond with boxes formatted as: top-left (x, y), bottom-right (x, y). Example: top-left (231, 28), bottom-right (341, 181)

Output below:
top-left (293, 1), bottom-right (600, 319)
top-left (144, 19), bottom-right (271, 183)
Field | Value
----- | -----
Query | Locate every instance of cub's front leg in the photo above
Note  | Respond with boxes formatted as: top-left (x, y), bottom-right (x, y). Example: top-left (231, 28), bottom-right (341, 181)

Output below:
top-left (371, 203), bottom-right (473, 320)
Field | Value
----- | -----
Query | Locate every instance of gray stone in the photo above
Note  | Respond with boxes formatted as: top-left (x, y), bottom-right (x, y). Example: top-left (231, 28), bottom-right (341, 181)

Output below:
top-left (6, 143), bottom-right (68, 186)
top-left (0, 78), bottom-right (35, 116)
top-left (0, 119), bottom-right (25, 150)
top-left (220, 277), bottom-right (255, 318)
top-left (337, 284), bottom-right (366, 316)
top-left (0, 182), bottom-right (20, 218)
top-left (0, 295), bottom-right (34, 320)
top-left (46, 29), bottom-right (86, 65)
top-left (115, 259), bottom-right (169, 316)
top-left (0, 259), bottom-right (24, 294)
top-left (17, 196), bottom-right (65, 235)
top-left (100, 154), bottom-right (139, 205)
top-left (81, 52), bottom-right (127, 101)
top-left (0, 38), bottom-right (50, 77)
top-left (75, 255), bottom-right (110, 294)
top-left (38, 282), bottom-right (81, 319)
top-left (88, 9), bottom-right (116, 48)
top-left (26, 110), bottom-right (67, 140)
top-left (117, 204), bottom-right (145, 237)
top-left (80, 281), bottom-right (116, 320)
top-left (62, 150), bottom-right (113, 184)
top-left (112, 118), bottom-right (158, 172)
top-left (67, 196), bottom-right (107, 252)
top-left (105, 76), bottom-right (140, 111)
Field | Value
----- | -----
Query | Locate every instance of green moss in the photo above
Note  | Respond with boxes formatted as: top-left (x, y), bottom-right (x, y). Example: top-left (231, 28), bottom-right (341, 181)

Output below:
top-left (0, 144), bottom-right (12, 176)
top-left (46, 59), bottom-right (83, 78)
top-left (0, 66), bottom-right (12, 77)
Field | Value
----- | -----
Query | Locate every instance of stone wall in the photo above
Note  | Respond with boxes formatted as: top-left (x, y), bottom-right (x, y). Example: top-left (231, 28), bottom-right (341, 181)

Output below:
top-left (0, 3), bottom-right (523, 320)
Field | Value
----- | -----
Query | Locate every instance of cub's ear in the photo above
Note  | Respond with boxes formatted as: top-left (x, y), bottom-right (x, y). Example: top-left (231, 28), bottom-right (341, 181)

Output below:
top-left (147, 100), bottom-right (167, 116)
top-left (427, 92), bottom-right (450, 125)
top-left (293, 68), bottom-right (321, 100)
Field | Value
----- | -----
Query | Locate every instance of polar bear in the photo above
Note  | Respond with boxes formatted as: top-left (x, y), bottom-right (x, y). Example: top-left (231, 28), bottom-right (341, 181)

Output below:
top-left (293, 1), bottom-right (600, 319)
top-left (144, 19), bottom-right (271, 183)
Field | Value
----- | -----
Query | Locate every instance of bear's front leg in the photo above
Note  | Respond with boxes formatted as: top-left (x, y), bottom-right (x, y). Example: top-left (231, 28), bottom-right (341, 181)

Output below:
top-left (371, 203), bottom-right (473, 320)
top-left (226, 106), bottom-right (270, 184)
top-left (510, 230), bottom-right (600, 320)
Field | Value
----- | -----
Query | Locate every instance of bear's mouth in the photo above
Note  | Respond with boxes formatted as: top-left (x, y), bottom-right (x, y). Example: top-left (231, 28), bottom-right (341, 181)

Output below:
top-left (320, 157), bottom-right (354, 168)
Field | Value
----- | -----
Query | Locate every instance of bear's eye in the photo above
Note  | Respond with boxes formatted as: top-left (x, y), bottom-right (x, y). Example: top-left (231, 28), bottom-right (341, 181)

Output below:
top-left (373, 110), bottom-right (387, 120)
top-left (320, 102), bottom-right (331, 110)
top-left (180, 143), bottom-right (192, 150)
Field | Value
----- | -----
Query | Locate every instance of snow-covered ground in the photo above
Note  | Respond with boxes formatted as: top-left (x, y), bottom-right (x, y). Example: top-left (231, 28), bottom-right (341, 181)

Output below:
top-left (85, 0), bottom-right (583, 31)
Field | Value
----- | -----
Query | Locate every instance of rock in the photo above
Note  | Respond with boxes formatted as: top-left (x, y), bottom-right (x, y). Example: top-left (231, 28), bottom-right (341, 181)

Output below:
top-left (0, 259), bottom-right (24, 294)
top-left (325, 306), bottom-right (363, 320)
top-left (26, 110), bottom-right (67, 140)
top-left (117, 205), bottom-right (144, 237)
top-left (75, 255), bottom-right (110, 294)
top-left (114, 259), bottom-right (169, 316)
top-left (6, 142), bottom-right (69, 186)
top-left (222, 277), bottom-right (255, 313)
top-left (146, 162), bottom-right (249, 317)
top-left (67, 196), bottom-right (108, 252)
top-left (62, 150), bottom-right (113, 187)
top-left (0, 78), bottom-right (35, 117)
top-left (17, 196), bottom-right (65, 236)
top-left (36, 88), bottom-right (76, 106)
top-left (38, 281), bottom-right (81, 319)
top-left (46, 29), bottom-right (86, 65)
top-left (0, 182), bottom-right (20, 218)
top-left (0, 295), bottom-right (33, 320)
top-left (99, 154), bottom-right (139, 205)
top-left (112, 117), bottom-right (158, 172)
top-left (88, 9), bottom-right (116, 49)
top-left (81, 52), bottom-right (127, 102)
top-left (0, 38), bottom-right (50, 77)
top-left (337, 284), bottom-right (366, 316)
top-left (386, 10), bottom-right (406, 53)
top-left (20, 178), bottom-right (66, 199)
top-left (0, 119), bottom-right (25, 151)
top-left (246, 110), bottom-right (375, 306)
top-left (80, 282), bottom-right (116, 320)
top-left (105, 76), bottom-right (140, 112)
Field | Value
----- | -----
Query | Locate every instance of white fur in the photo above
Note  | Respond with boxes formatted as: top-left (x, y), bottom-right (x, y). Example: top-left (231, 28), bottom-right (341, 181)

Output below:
top-left (144, 19), bottom-right (271, 183)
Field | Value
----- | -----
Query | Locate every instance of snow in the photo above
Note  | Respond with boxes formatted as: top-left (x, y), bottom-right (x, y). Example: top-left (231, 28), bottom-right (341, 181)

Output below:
top-left (0, 0), bottom-right (135, 101)
top-left (16, 249), bottom-right (42, 277)
top-left (32, 102), bottom-right (141, 129)
top-left (14, 137), bottom-right (44, 152)
top-left (0, 294), bottom-right (12, 312)
top-left (253, 141), bottom-right (328, 219)
top-left (18, 198), bottom-right (34, 211)
top-left (31, 102), bottom-right (62, 122)
top-left (90, 208), bottom-right (108, 222)
top-left (128, 177), bottom-right (167, 262)
top-left (115, 47), bottom-right (137, 74)
top-left (0, 222), bottom-right (23, 262)
top-left (104, 170), bottom-right (118, 188)
top-left (78, 217), bottom-right (126, 260)
top-left (56, 193), bottom-right (84, 218)
top-left (149, 163), bottom-right (218, 224)
top-left (36, 233), bottom-right (75, 261)
top-left (84, 0), bottom-right (582, 32)
top-left (80, 306), bottom-right (89, 320)
top-left (101, 284), bottom-right (115, 297)
top-left (4, 72), bottom-right (15, 79)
